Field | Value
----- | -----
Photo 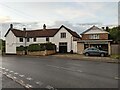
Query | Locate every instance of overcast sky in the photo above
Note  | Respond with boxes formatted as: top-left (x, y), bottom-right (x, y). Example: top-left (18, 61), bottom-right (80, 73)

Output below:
top-left (0, 0), bottom-right (119, 39)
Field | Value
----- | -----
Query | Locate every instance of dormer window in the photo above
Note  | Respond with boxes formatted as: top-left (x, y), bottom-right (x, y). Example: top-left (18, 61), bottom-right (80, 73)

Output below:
top-left (61, 33), bottom-right (66, 38)
top-left (89, 34), bottom-right (99, 39)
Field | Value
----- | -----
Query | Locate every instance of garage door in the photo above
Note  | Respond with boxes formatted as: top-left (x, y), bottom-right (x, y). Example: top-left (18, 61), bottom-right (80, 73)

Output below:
top-left (59, 42), bottom-right (67, 53)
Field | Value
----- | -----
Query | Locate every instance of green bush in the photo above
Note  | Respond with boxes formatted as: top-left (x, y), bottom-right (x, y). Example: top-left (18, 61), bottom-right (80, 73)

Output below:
top-left (40, 43), bottom-right (56, 51)
top-left (28, 44), bottom-right (40, 52)
top-left (16, 45), bottom-right (24, 51)
top-left (27, 43), bottom-right (56, 52)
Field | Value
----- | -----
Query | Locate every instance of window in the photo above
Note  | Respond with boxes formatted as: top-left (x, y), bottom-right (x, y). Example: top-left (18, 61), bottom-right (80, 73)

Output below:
top-left (46, 37), bottom-right (49, 42)
top-left (19, 38), bottom-right (23, 42)
top-left (89, 34), bottom-right (99, 39)
top-left (59, 42), bottom-right (67, 46)
top-left (33, 38), bottom-right (36, 42)
top-left (61, 33), bottom-right (66, 38)
top-left (27, 38), bottom-right (29, 42)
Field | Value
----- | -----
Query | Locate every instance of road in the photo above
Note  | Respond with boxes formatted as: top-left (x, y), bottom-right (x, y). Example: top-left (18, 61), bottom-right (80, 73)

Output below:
top-left (1, 55), bottom-right (118, 88)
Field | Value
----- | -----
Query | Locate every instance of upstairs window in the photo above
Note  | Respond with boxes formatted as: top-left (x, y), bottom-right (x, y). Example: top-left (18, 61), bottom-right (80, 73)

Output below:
top-left (33, 38), bottom-right (36, 42)
top-left (46, 37), bottom-right (49, 42)
top-left (89, 34), bottom-right (99, 39)
top-left (61, 33), bottom-right (66, 38)
top-left (27, 38), bottom-right (30, 42)
top-left (19, 38), bottom-right (23, 42)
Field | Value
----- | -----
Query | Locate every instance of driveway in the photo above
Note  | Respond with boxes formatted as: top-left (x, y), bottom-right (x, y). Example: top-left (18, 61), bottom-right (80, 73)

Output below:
top-left (1, 55), bottom-right (119, 88)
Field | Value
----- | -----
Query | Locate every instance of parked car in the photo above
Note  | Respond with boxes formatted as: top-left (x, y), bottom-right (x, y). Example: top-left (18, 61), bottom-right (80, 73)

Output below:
top-left (83, 47), bottom-right (108, 57)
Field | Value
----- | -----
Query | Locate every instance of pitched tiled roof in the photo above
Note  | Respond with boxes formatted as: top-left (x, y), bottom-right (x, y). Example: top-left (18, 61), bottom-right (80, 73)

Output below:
top-left (5, 25), bottom-right (80, 38)
top-left (80, 25), bottom-right (109, 35)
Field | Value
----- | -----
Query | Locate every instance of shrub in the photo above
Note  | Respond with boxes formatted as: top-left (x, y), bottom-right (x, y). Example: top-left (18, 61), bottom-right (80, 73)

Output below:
top-left (40, 43), bottom-right (56, 51)
top-left (28, 44), bottom-right (40, 52)
top-left (16, 45), bottom-right (24, 51)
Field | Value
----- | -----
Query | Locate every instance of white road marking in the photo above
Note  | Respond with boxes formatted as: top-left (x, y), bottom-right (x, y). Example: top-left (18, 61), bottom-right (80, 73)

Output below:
top-left (14, 72), bottom-right (19, 75)
top-left (10, 71), bottom-right (14, 73)
top-left (20, 80), bottom-right (24, 83)
top-left (114, 76), bottom-right (120, 80)
top-left (5, 69), bottom-right (9, 71)
top-left (26, 77), bottom-right (32, 80)
top-left (47, 65), bottom-right (82, 73)
top-left (13, 77), bottom-right (17, 79)
top-left (19, 75), bottom-right (25, 77)
top-left (2, 68), bottom-right (5, 70)
top-left (6, 74), bottom-right (12, 78)
top-left (45, 85), bottom-right (54, 89)
top-left (36, 81), bottom-right (43, 86)
top-left (3, 72), bottom-right (7, 74)
top-left (68, 63), bottom-right (82, 67)
top-left (26, 84), bottom-right (32, 88)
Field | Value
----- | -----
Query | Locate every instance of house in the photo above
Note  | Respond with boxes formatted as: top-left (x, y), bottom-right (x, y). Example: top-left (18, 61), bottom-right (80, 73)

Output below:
top-left (77, 26), bottom-right (112, 55)
top-left (5, 24), bottom-right (80, 54)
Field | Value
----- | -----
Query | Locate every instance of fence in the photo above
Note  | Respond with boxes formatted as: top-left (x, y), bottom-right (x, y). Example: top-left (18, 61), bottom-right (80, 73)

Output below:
top-left (111, 44), bottom-right (120, 55)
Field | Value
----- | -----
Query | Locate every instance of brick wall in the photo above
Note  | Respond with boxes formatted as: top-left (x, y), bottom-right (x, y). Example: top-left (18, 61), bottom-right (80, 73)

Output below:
top-left (99, 33), bottom-right (108, 40)
top-left (81, 33), bottom-right (108, 40)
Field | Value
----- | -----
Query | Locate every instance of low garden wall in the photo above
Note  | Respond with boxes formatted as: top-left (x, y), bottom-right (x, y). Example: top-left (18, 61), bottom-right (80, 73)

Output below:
top-left (17, 50), bottom-right (56, 56)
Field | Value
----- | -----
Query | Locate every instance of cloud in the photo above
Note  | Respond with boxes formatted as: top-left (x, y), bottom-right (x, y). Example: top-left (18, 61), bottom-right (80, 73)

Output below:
top-left (56, 7), bottom-right (96, 20)
top-left (0, 16), bottom-right (11, 22)
top-left (48, 21), bottom-right (91, 34)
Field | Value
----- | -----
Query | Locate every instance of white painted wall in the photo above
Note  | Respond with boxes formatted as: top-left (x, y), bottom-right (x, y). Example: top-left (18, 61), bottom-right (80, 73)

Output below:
top-left (6, 27), bottom-right (78, 54)
top-left (5, 31), bottom-right (16, 54)
top-left (16, 37), bottom-right (54, 47)
top-left (52, 27), bottom-right (77, 53)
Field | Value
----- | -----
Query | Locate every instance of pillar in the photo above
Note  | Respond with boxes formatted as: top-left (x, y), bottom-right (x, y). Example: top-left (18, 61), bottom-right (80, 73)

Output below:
top-left (108, 42), bottom-right (111, 55)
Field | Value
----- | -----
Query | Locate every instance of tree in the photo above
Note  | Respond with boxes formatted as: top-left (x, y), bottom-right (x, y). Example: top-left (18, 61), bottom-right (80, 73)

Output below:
top-left (107, 26), bottom-right (120, 44)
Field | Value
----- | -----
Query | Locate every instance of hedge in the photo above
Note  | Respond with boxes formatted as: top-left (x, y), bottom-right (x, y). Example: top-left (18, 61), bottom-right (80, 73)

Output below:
top-left (28, 44), bottom-right (40, 52)
top-left (16, 45), bottom-right (24, 51)
top-left (16, 43), bottom-right (56, 52)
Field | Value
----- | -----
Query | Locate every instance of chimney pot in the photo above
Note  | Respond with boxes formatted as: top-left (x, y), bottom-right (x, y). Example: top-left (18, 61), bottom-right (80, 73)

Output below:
top-left (106, 26), bottom-right (109, 31)
top-left (102, 27), bottom-right (104, 30)
top-left (23, 28), bottom-right (26, 31)
top-left (10, 24), bottom-right (13, 29)
top-left (43, 24), bottom-right (46, 30)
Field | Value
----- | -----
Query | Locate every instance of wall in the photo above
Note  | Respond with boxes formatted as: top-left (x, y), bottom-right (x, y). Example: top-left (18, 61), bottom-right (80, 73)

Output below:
top-left (17, 50), bottom-right (56, 56)
top-left (6, 27), bottom-right (78, 54)
top-left (5, 30), bottom-right (16, 54)
top-left (16, 37), bottom-right (54, 47)
top-left (77, 43), bottom-right (84, 54)
top-left (53, 27), bottom-right (76, 53)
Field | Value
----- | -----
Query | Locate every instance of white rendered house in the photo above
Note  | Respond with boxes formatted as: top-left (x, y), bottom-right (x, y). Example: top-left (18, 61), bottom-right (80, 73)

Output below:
top-left (5, 24), bottom-right (80, 54)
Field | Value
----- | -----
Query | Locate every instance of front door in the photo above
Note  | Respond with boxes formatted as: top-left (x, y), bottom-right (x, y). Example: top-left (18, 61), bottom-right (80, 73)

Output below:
top-left (59, 42), bottom-right (67, 53)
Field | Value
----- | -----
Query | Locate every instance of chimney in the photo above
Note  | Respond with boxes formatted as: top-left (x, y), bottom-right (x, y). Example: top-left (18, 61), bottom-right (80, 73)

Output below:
top-left (102, 27), bottom-right (104, 30)
top-left (10, 24), bottom-right (13, 29)
top-left (23, 28), bottom-right (26, 31)
top-left (106, 26), bottom-right (109, 31)
top-left (43, 24), bottom-right (46, 30)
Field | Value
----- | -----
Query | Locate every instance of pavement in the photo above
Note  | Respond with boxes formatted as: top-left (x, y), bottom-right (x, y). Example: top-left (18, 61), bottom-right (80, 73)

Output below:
top-left (1, 55), bottom-right (119, 88)
top-left (52, 54), bottom-right (120, 63)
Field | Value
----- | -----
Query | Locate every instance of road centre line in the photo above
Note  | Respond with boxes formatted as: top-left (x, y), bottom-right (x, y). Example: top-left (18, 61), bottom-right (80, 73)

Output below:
top-left (68, 63), bottom-right (82, 67)
top-left (47, 65), bottom-right (82, 73)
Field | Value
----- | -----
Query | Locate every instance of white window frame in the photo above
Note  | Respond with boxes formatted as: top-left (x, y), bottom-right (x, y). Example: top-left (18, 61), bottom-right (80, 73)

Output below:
top-left (89, 34), bottom-right (99, 39)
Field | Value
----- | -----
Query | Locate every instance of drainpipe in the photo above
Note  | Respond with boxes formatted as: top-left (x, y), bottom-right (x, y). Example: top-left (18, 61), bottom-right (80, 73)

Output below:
top-left (24, 28), bottom-right (27, 55)
top-left (71, 36), bottom-right (73, 53)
